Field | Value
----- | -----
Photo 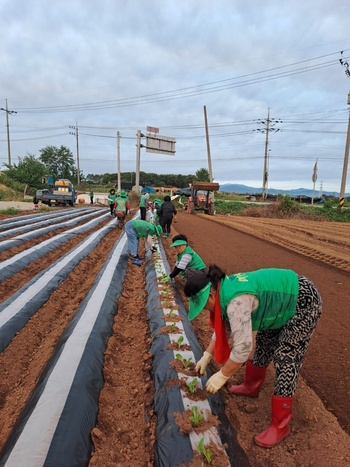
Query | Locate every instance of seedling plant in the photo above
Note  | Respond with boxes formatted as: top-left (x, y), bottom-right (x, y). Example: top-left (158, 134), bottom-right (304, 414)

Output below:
top-left (175, 353), bottom-right (192, 369)
top-left (197, 438), bottom-right (213, 464)
top-left (189, 405), bottom-right (204, 425)
top-left (168, 308), bottom-right (175, 318)
top-left (186, 377), bottom-right (198, 394)
top-left (176, 336), bottom-right (184, 348)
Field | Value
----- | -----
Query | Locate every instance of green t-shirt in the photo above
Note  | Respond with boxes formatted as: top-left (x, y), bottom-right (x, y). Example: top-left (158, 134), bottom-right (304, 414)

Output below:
top-left (108, 193), bottom-right (117, 204)
top-left (139, 195), bottom-right (147, 207)
top-left (219, 268), bottom-right (299, 330)
top-left (132, 219), bottom-right (157, 238)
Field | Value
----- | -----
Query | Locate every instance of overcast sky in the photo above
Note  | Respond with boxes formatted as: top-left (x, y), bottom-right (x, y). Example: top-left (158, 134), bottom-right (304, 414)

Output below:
top-left (1, 0), bottom-right (350, 193)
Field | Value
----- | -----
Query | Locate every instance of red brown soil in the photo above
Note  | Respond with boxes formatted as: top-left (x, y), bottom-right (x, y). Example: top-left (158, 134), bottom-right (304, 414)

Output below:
top-left (1, 206), bottom-right (350, 466)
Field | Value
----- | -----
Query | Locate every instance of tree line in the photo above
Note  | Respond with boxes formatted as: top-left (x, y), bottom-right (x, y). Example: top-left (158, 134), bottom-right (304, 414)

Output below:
top-left (0, 145), bottom-right (210, 193)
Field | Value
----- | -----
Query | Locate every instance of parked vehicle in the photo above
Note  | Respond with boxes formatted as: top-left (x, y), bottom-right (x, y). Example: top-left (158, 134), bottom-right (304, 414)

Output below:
top-left (173, 187), bottom-right (192, 197)
top-left (33, 179), bottom-right (77, 207)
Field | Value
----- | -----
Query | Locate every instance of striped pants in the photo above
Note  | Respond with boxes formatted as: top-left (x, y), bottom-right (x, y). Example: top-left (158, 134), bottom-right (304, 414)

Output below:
top-left (252, 276), bottom-right (322, 397)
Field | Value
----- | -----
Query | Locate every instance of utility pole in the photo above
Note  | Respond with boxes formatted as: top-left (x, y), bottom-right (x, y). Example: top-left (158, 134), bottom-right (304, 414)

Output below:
top-left (116, 131), bottom-right (121, 193)
top-left (339, 92), bottom-right (350, 207)
top-left (339, 53), bottom-right (350, 208)
top-left (311, 158), bottom-right (318, 205)
top-left (255, 109), bottom-right (282, 200)
top-left (203, 105), bottom-right (213, 182)
top-left (135, 130), bottom-right (142, 193)
top-left (69, 123), bottom-right (81, 186)
top-left (0, 99), bottom-right (17, 167)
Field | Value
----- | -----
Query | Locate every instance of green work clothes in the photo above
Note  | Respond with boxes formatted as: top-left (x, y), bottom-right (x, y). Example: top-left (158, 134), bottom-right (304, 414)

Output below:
top-left (219, 268), bottom-right (299, 330)
top-left (107, 192), bottom-right (117, 205)
top-left (132, 219), bottom-right (158, 238)
top-left (139, 195), bottom-right (148, 207)
top-left (175, 246), bottom-right (206, 276)
top-left (116, 197), bottom-right (128, 213)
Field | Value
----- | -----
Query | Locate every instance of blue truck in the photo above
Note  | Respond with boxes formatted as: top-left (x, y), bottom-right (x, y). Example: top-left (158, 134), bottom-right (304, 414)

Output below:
top-left (33, 179), bottom-right (77, 207)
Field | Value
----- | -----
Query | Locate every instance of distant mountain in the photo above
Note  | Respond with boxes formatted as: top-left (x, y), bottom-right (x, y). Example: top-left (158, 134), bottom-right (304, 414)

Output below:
top-left (219, 183), bottom-right (348, 197)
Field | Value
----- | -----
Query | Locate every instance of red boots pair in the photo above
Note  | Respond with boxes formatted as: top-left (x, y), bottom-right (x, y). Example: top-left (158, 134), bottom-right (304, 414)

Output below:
top-left (228, 360), bottom-right (293, 448)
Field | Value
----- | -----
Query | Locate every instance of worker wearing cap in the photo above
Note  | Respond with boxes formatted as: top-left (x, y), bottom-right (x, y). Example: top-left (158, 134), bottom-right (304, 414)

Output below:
top-left (183, 264), bottom-right (322, 448)
top-left (124, 219), bottom-right (163, 266)
top-left (116, 190), bottom-right (130, 216)
top-left (163, 234), bottom-right (206, 282)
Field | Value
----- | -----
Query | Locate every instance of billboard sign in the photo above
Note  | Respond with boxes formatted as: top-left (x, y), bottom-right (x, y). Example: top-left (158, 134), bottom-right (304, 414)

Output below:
top-left (145, 134), bottom-right (176, 155)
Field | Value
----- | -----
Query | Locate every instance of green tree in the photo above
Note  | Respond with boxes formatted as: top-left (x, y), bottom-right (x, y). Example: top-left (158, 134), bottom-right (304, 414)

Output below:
top-left (195, 167), bottom-right (210, 182)
top-left (39, 145), bottom-right (76, 180)
top-left (4, 154), bottom-right (47, 188)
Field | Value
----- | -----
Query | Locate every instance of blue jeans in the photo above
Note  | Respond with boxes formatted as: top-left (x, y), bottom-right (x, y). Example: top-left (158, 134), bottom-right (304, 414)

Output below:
top-left (125, 221), bottom-right (138, 256)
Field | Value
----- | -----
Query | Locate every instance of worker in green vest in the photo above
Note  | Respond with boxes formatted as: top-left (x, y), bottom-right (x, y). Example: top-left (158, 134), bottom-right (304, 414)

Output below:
top-left (124, 219), bottom-right (162, 266)
top-left (163, 234), bottom-right (206, 281)
top-left (139, 193), bottom-right (149, 220)
top-left (116, 190), bottom-right (130, 216)
top-left (184, 265), bottom-right (322, 449)
top-left (107, 188), bottom-right (117, 216)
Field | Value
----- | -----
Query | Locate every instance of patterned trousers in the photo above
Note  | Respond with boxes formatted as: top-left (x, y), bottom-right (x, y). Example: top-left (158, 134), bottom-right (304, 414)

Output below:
top-left (252, 276), bottom-right (322, 397)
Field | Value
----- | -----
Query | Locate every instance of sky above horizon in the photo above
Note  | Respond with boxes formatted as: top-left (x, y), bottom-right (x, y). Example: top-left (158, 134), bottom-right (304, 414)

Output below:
top-left (1, 0), bottom-right (350, 194)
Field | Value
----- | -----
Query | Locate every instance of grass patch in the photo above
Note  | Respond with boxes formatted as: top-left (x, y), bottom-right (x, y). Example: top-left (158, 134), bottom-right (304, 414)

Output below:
top-left (0, 207), bottom-right (21, 215)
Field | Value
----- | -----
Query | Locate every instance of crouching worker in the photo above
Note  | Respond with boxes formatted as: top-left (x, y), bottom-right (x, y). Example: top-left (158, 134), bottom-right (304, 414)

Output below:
top-left (162, 234), bottom-right (206, 283)
top-left (184, 265), bottom-right (322, 448)
top-left (124, 219), bottom-right (163, 266)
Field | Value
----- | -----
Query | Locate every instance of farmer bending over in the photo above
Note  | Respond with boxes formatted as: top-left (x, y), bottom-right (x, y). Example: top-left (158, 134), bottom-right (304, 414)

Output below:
top-left (125, 219), bottom-right (162, 266)
top-left (184, 264), bottom-right (322, 448)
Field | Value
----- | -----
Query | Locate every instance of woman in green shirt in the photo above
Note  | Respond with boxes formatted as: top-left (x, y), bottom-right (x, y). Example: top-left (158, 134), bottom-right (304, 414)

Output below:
top-left (163, 234), bottom-right (206, 282)
top-left (125, 219), bottom-right (162, 265)
top-left (184, 264), bottom-right (322, 448)
top-left (107, 188), bottom-right (117, 216)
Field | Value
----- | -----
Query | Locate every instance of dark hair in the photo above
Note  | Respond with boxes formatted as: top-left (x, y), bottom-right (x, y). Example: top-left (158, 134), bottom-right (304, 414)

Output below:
top-left (164, 195), bottom-right (171, 202)
top-left (184, 264), bottom-right (225, 297)
top-left (172, 234), bottom-right (188, 243)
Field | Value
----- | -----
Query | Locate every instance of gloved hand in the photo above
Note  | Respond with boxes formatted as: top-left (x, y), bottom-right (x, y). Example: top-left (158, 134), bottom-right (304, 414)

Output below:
top-left (161, 275), bottom-right (171, 283)
top-left (195, 351), bottom-right (213, 375)
top-left (206, 370), bottom-right (230, 394)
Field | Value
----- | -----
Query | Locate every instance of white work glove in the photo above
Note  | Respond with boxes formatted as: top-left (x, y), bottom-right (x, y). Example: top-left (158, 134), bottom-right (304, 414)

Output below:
top-left (195, 351), bottom-right (213, 375)
top-left (206, 370), bottom-right (230, 394)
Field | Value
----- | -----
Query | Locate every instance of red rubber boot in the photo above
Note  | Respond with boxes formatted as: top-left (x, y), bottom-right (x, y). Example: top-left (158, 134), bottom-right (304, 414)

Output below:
top-left (228, 360), bottom-right (267, 397)
top-left (254, 395), bottom-right (293, 448)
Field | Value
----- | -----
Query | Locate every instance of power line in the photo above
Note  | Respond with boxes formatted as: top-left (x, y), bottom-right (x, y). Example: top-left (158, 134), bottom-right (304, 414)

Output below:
top-left (13, 50), bottom-right (349, 114)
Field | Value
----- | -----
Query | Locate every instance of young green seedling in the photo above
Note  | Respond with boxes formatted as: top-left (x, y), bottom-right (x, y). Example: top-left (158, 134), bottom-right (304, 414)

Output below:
top-left (189, 405), bottom-right (204, 425)
top-left (170, 322), bottom-right (177, 333)
top-left (197, 438), bottom-right (213, 464)
top-left (168, 308), bottom-right (175, 318)
top-left (176, 336), bottom-right (184, 348)
top-left (175, 353), bottom-right (192, 369)
top-left (186, 377), bottom-right (198, 394)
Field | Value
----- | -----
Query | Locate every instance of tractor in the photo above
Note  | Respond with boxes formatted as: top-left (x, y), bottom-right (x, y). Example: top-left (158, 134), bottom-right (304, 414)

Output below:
top-left (187, 182), bottom-right (220, 215)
